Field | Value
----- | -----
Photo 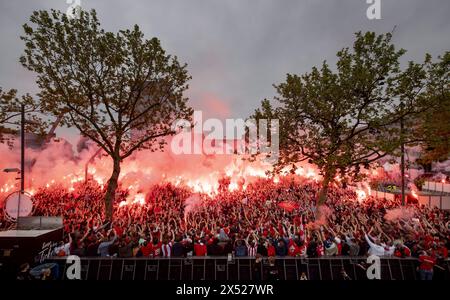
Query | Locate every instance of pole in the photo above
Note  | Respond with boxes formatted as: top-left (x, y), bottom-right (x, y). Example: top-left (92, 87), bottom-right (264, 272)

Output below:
top-left (21, 104), bottom-right (25, 193)
top-left (18, 104), bottom-right (25, 226)
top-left (400, 138), bottom-right (405, 206)
top-left (400, 102), bottom-right (405, 206)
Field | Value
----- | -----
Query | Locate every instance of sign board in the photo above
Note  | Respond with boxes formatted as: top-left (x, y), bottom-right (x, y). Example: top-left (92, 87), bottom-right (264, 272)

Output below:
top-left (4, 191), bottom-right (34, 220)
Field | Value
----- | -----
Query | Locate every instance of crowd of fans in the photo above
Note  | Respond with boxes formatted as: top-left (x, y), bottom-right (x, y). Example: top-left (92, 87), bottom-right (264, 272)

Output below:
top-left (1, 177), bottom-right (449, 280)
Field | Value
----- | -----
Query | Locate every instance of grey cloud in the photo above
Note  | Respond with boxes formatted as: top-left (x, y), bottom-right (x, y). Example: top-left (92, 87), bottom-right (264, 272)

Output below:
top-left (0, 0), bottom-right (449, 121)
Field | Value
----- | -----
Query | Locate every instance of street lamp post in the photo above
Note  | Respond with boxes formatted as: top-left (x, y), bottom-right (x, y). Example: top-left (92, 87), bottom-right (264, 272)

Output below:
top-left (21, 104), bottom-right (25, 193)
top-left (17, 104), bottom-right (26, 227)
top-left (399, 100), bottom-right (406, 206)
top-left (400, 119), bottom-right (405, 206)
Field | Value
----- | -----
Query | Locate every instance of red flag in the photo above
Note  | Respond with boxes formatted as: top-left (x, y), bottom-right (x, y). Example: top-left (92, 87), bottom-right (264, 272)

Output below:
top-left (278, 201), bottom-right (299, 212)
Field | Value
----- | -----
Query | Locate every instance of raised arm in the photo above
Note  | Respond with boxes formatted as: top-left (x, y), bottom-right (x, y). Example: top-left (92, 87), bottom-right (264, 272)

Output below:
top-left (364, 233), bottom-right (380, 251)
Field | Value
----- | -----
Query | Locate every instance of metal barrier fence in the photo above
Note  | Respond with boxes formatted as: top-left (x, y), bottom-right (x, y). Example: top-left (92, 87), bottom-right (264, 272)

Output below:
top-left (46, 256), bottom-right (450, 280)
top-left (424, 181), bottom-right (450, 194)
top-left (349, 185), bottom-right (450, 210)
top-left (418, 194), bottom-right (450, 210)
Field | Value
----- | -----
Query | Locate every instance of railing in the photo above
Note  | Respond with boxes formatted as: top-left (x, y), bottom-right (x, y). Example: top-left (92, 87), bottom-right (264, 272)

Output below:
top-left (45, 256), bottom-right (450, 280)
top-left (349, 185), bottom-right (450, 210)
top-left (417, 194), bottom-right (450, 210)
top-left (423, 181), bottom-right (450, 194)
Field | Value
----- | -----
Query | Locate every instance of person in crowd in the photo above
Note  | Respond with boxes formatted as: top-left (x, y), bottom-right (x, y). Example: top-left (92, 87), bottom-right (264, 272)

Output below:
top-left (150, 236), bottom-right (162, 258)
top-left (340, 268), bottom-right (352, 280)
top-left (252, 254), bottom-right (263, 281)
top-left (97, 229), bottom-right (117, 257)
top-left (16, 263), bottom-right (32, 280)
top-left (119, 238), bottom-right (135, 258)
top-left (418, 250), bottom-right (436, 280)
top-left (194, 238), bottom-right (207, 256)
top-left (140, 239), bottom-right (152, 257)
top-left (365, 233), bottom-right (388, 257)
top-left (266, 256), bottom-right (279, 280)
top-left (267, 240), bottom-right (276, 257)
top-left (234, 239), bottom-right (247, 257)
top-left (161, 235), bottom-right (172, 257)
top-left (257, 238), bottom-right (268, 256)
top-left (275, 239), bottom-right (287, 257)
top-left (171, 235), bottom-right (185, 257)
top-left (394, 243), bottom-right (411, 258)
top-left (40, 268), bottom-right (53, 280)
top-left (344, 235), bottom-right (360, 257)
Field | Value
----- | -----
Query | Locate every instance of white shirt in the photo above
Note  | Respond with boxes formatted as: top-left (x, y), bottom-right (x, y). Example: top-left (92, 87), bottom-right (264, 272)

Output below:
top-left (54, 242), bottom-right (70, 256)
top-left (365, 234), bottom-right (386, 257)
top-left (161, 242), bottom-right (172, 257)
top-left (382, 244), bottom-right (396, 256)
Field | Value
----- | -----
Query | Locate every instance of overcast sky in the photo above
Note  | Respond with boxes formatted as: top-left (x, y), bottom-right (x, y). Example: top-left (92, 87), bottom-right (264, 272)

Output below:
top-left (0, 0), bottom-right (449, 142)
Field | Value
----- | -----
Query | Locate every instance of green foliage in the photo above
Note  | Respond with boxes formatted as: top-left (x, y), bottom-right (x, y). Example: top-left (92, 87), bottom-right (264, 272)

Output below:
top-left (414, 176), bottom-right (425, 191)
top-left (20, 9), bottom-right (193, 159)
top-left (0, 88), bottom-right (47, 146)
top-left (20, 9), bottom-right (193, 219)
top-left (252, 32), bottom-right (445, 202)
top-left (415, 52), bottom-right (450, 165)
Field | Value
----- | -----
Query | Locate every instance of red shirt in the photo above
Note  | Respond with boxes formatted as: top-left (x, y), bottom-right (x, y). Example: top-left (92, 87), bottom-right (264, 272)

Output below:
top-left (269, 226), bottom-right (276, 237)
top-left (194, 243), bottom-right (207, 256)
top-left (278, 224), bottom-right (284, 235)
top-left (419, 255), bottom-right (436, 271)
top-left (288, 240), bottom-right (301, 256)
top-left (394, 247), bottom-right (411, 258)
top-left (267, 244), bottom-right (276, 257)
top-left (151, 242), bottom-right (162, 257)
top-left (114, 226), bottom-right (123, 237)
top-left (424, 235), bottom-right (434, 249)
top-left (317, 244), bottom-right (324, 257)
top-left (141, 243), bottom-right (152, 257)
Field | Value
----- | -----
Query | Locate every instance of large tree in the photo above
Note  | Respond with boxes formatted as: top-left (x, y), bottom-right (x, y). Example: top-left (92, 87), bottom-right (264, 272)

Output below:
top-left (253, 32), bottom-right (443, 205)
top-left (20, 9), bottom-right (193, 220)
top-left (415, 52), bottom-right (450, 170)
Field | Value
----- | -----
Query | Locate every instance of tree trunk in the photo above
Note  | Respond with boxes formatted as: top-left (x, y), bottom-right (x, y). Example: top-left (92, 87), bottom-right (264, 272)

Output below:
top-left (317, 168), bottom-right (335, 206)
top-left (315, 169), bottom-right (334, 221)
top-left (104, 157), bottom-right (121, 222)
top-left (317, 181), bottom-right (329, 206)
